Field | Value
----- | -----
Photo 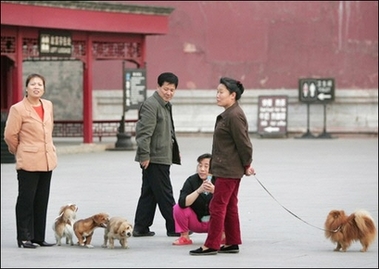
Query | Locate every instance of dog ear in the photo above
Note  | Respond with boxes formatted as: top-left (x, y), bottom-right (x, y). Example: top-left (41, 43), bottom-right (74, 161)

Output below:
top-left (59, 205), bottom-right (67, 215)
top-left (92, 214), bottom-right (100, 224)
top-left (69, 204), bottom-right (77, 212)
top-left (114, 222), bottom-right (122, 234)
top-left (95, 214), bottom-right (103, 224)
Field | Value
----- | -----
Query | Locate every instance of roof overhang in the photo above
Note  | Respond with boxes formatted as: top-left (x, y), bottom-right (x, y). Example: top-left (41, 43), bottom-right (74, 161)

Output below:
top-left (1, 1), bottom-right (174, 35)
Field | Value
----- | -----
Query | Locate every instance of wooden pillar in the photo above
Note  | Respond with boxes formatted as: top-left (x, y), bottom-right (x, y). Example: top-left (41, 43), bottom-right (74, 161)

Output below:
top-left (83, 34), bottom-right (93, 143)
top-left (14, 28), bottom-right (23, 103)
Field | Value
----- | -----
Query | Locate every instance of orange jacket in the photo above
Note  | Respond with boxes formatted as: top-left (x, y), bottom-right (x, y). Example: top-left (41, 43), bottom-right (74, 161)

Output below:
top-left (4, 97), bottom-right (57, 171)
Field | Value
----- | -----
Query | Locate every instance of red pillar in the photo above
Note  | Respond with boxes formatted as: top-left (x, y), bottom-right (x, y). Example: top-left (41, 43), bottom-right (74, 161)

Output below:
top-left (83, 34), bottom-right (93, 143)
top-left (13, 28), bottom-right (23, 104)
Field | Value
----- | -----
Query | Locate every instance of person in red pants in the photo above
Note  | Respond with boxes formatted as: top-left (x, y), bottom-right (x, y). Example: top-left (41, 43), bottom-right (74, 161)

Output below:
top-left (189, 77), bottom-right (255, 256)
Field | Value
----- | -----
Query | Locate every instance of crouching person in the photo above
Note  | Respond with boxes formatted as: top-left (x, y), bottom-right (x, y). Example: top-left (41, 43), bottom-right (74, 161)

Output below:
top-left (172, 153), bottom-right (225, 245)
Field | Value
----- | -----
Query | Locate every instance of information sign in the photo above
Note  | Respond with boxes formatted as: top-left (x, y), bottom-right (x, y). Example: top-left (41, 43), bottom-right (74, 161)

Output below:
top-left (299, 78), bottom-right (335, 103)
top-left (124, 69), bottom-right (146, 110)
top-left (257, 95), bottom-right (288, 137)
top-left (39, 30), bottom-right (72, 57)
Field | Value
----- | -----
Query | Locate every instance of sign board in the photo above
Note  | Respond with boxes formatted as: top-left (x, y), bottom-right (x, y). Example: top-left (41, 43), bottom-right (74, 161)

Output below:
top-left (39, 30), bottom-right (72, 57)
top-left (257, 95), bottom-right (288, 137)
top-left (298, 78), bottom-right (335, 103)
top-left (124, 69), bottom-right (146, 110)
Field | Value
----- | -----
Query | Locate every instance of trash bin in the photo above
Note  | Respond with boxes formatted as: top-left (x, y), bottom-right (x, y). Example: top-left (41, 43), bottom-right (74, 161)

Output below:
top-left (1, 111), bottom-right (15, 163)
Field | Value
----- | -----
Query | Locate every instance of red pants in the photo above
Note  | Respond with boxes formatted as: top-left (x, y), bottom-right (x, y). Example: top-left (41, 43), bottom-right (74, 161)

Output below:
top-left (205, 177), bottom-right (241, 250)
top-left (173, 204), bottom-right (209, 233)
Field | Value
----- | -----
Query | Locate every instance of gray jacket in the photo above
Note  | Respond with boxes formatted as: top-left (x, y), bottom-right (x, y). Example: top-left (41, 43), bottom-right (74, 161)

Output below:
top-left (134, 91), bottom-right (180, 165)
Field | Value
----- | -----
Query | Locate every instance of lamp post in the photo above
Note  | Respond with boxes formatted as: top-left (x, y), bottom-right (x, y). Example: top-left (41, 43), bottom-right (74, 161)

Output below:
top-left (109, 65), bottom-right (146, 151)
top-left (110, 63), bottom-right (134, 150)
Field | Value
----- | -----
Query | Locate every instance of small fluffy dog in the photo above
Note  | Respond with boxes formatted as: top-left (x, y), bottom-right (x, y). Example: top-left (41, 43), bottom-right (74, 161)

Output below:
top-left (102, 216), bottom-right (133, 249)
top-left (52, 203), bottom-right (78, 246)
top-left (73, 212), bottom-right (109, 248)
top-left (324, 209), bottom-right (377, 252)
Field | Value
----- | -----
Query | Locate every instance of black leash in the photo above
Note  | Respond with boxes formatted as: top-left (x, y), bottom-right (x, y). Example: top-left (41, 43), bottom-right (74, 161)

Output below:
top-left (253, 174), bottom-right (336, 232)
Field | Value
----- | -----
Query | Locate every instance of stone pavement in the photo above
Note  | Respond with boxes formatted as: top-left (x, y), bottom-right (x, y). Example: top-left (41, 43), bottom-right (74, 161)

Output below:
top-left (1, 135), bottom-right (378, 268)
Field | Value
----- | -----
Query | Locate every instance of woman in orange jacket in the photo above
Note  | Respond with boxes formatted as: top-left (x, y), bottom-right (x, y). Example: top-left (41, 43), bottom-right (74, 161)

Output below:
top-left (4, 73), bottom-right (57, 249)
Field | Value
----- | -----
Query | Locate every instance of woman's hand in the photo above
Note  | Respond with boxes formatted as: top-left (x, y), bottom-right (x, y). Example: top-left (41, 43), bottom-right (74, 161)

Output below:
top-left (245, 166), bottom-right (256, 176)
top-left (202, 180), bottom-right (214, 194)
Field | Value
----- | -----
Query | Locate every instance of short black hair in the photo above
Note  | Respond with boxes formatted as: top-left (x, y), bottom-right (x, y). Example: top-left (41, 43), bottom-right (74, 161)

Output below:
top-left (157, 72), bottom-right (179, 88)
top-left (197, 153), bottom-right (212, 163)
top-left (25, 73), bottom-right (45, 97)
top-left (25, 73), bottom-right (45, 88)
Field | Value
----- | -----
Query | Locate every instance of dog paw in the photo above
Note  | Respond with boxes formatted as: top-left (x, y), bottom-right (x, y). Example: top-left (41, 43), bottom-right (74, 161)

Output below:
top-left (86, 244), bottom-right (94, 248)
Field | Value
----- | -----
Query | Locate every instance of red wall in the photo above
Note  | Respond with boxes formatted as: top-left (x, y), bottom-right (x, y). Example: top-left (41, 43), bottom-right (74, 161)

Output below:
top-left (94, 1), bottom-right (378, 90)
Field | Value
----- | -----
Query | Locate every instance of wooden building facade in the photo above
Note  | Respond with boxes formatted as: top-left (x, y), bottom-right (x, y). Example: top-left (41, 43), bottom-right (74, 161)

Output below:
top-left (1, 0), bottom-right (173, 143)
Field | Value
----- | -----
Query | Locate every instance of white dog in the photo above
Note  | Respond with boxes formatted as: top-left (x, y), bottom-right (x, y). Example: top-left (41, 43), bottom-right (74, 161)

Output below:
top-left (52, 203), bottom-right (78, 246)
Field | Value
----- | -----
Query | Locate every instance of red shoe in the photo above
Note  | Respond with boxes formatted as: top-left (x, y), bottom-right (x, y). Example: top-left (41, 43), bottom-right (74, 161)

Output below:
top-left (172, 236), bottom-right (193, 246)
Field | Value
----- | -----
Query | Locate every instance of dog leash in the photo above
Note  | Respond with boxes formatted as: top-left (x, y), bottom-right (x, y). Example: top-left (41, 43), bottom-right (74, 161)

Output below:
top-left (253, 174), bottom-right (337, 232)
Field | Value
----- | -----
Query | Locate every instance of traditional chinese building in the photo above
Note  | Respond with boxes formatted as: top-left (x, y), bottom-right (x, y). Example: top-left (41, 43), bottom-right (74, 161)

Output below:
top-left (1, 0), bottom-right (173, 143)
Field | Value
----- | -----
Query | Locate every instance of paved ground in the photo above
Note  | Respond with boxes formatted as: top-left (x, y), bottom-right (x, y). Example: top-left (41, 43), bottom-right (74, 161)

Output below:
top-left (1, 135), bottom-right (378, 268)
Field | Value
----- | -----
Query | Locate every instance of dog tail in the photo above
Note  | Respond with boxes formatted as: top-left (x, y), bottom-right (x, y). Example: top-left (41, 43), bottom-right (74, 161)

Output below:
top-left (354, 210), bottom-right (377, 238)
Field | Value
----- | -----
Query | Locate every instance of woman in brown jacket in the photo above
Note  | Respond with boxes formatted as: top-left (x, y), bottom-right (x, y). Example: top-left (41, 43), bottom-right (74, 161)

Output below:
top-left (190, 77), bottom-right (256, 255)
top-left (4, 73), bottom-right (57, 249)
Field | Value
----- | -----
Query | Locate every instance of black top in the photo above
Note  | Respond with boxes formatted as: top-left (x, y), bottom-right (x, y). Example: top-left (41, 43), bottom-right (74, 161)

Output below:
top-left (178, 173), bottom-right (216, 222)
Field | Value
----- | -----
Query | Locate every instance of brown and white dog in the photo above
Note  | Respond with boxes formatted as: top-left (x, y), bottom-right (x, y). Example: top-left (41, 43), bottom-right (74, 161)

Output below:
top-left (102, 216), bottom-right (133, 249)
top-left (73, 212), bottom-right (109, 248)
top-left (52, 203), bottom-right (78, 246)
top-left (324, 209), bottom-right (377, 252)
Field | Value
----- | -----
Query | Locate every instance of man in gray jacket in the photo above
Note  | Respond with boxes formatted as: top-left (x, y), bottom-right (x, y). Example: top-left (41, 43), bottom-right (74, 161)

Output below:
top-left (133, 72), bottom-right (181, 237)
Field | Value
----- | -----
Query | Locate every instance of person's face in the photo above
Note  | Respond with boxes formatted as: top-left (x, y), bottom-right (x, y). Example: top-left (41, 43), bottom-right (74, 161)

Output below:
top-left (27, 77), bottom-right (44, 98)
top-left (216, 83), bottom-right (235, 109)
top-left (157, 82), bottom-right (176, 102)
top-left (197, 158), bottom-right (211, 180)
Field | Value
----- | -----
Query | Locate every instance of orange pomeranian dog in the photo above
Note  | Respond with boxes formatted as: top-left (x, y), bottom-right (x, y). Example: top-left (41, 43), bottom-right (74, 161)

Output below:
top-left (324, 209), bottom-right (377, 252)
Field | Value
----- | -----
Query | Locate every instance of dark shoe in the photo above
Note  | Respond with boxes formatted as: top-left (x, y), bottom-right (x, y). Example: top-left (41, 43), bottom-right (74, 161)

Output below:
top-left (132, 230), bottom-right (155, 237)
top-left (189, 247), bottom-right (218, 256)
top-left (167, 232), bottom-right (181, 237)
top-left (218, 244), bottom-right (239, 253)
top-left (31, 241), bottom-right (55, 247)
top-left (17, 240), bottom-right (37, 249)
